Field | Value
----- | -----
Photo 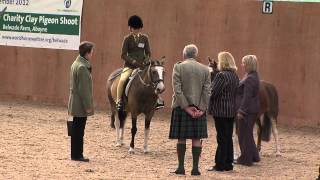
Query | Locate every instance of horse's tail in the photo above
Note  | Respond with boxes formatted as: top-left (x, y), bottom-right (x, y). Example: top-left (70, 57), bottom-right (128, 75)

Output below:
top-left (265, 81), bottom-right (279, 121)
top-left (261, 113), bottom-right (272, 142)
top-left (270, 85), bottom-right (279, 122)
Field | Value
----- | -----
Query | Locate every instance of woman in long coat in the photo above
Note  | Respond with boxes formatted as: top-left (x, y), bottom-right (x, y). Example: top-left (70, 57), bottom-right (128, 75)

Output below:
top-left (208, 51), bottom-right (239, 171)
top-left (236, 55), bottom-right (260, 166)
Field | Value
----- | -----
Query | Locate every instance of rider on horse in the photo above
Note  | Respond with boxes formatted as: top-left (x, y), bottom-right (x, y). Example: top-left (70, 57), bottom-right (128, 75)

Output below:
top-left (116, 15), bottom-right (164, 110)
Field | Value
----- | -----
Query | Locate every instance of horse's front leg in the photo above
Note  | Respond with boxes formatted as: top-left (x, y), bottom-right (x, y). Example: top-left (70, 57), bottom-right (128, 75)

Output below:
top-left (271, 118), bottom-right (281, 156)
top-left (129, 115), bottom-right (138, 154)
top-left (144, 111), bottom-right (154, 153)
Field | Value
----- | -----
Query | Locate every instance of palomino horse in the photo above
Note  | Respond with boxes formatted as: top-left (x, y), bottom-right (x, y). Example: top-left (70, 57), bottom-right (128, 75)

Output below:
top-left (106, 57), bottom-right (165, 154)
top-left (208, 57), bottom-right (281, 156)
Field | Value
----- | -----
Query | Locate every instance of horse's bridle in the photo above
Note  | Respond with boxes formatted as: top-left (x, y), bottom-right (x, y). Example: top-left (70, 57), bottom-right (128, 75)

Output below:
top-left (137, 63), bottom-right (164, 89)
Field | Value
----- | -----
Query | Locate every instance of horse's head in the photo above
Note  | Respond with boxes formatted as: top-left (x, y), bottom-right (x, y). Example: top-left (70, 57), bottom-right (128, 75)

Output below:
top-left (208, 56), bottom-right (218, 79)
top-left (148, 56), bottom-right (166, 94)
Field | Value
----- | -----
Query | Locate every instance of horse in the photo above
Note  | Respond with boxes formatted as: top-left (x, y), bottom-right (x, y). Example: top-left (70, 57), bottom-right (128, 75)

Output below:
top-left (106, 57), bottom-right (166, 154)
top-left (208, 57), bottom-right (281, 156)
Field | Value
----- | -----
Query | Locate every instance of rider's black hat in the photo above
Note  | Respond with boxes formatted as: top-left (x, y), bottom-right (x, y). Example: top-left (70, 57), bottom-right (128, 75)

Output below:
top-left (128, 15), bottom-right (143, 29)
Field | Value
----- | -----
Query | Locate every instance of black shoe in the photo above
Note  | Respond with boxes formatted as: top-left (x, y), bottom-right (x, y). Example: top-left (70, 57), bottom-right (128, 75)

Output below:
top-left (71, 157), bottom-right (90, 162)
top-left (207, 166), bottom-right (224, 172)
top-left (191, 169), bottom-right (201, 176)
top-left (235, 159), bottom-right (253, 166)
top-left (224, 165), bottom-right (233, 171)
top-left (253, 157), bottom-right (260, 163)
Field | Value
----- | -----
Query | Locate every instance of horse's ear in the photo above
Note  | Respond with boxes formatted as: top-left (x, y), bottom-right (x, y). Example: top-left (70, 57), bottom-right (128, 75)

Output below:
top-left (208, 56), bottom-right (213, 64)
top-left (159, 56), bottom-right (166, 65)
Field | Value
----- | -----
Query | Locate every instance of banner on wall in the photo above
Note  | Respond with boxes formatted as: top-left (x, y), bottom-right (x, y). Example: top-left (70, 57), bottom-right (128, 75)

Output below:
top-left (0, 0), bottom-right (83, 50)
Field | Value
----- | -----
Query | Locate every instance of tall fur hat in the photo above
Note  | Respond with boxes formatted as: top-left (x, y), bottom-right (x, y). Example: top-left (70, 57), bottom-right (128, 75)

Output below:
top-left (128, 15), bottom-right (143, 29)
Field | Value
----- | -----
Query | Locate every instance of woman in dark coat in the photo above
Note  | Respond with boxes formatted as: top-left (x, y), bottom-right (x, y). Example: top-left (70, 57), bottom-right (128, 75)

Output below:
top-left (208, 52), bottom-right (239, 171)
top-left (236, 55), bottom-right (260, 166)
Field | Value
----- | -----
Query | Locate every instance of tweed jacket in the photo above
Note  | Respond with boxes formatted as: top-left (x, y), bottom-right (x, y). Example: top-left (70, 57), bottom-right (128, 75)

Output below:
top-left (209, 70), bottom-right (239, 118)
top-left (121, 33), bottom-right (151, 69)
top-left (68, 55), bottom-right (94, 117)
top-left (171, 58), bottom-right (211, 111)
top-left (236, 71), bottom-right (260, 115)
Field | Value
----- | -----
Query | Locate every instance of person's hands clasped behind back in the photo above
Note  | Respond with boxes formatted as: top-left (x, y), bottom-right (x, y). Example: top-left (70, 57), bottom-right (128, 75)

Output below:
top-left (184, 106), bottom-right (204, 119)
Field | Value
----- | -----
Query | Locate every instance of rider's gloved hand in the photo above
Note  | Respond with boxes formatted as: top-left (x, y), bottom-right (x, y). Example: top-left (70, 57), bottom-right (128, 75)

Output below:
top-left (132, 59), bottom-right (138, 66)
top-left (143, 59), bottom-right (150, 66)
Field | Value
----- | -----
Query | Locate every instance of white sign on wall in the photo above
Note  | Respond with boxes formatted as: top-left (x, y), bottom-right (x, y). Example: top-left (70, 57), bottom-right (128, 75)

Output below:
top-left (0, 0), bottom-right (83, 50)
top-left (262, 1), bottom-right (273, 14)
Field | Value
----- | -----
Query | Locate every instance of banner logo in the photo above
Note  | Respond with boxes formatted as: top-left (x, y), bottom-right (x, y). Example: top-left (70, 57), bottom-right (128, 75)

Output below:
top-left (64, 0), bottom-right (71, 9)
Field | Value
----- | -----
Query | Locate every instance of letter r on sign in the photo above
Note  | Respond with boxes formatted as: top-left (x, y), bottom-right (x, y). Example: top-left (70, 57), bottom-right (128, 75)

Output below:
top-left (262, 1), bottom-right (273, 14)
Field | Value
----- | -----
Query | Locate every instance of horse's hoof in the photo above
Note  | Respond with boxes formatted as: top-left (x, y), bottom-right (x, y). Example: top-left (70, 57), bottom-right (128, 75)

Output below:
top-left (233, 155), bottom-right (239, 160)
top-left (115, 141), bottom-right (123, 147)
top-left (143, 149), bottom-right (149, 154)
top-left (128, 147), bottom-right (135, 154)
top-left (275, 152), bottom-right (281, 157)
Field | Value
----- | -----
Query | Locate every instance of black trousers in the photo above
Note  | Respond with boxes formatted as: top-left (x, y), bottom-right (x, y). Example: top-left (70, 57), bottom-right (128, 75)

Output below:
top-left (71, 117), bottom-right (87, 159)
top-left (214, 117), bottom-right (234, 169)
top-left (237, 114), bottom-right (260, 166)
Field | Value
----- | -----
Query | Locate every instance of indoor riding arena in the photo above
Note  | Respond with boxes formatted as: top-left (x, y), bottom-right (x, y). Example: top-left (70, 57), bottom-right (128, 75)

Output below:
top-left (0, 0), bottom-right (319, 179)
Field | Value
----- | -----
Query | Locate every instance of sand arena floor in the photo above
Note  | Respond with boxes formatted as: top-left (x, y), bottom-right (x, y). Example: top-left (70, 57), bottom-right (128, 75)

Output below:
top-left (0, 101), bottom-right (319, 179)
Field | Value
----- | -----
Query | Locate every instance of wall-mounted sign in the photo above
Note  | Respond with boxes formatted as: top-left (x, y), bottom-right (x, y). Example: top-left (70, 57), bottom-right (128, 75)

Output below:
top-left (262, 1), bottom-right (273, 14)
top-left (0, 0), bottom-right (83, 50)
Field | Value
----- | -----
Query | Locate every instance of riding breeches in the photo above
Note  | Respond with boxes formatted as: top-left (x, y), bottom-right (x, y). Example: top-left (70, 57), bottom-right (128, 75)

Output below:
top-left (116, 67), bottom-right (133, 103)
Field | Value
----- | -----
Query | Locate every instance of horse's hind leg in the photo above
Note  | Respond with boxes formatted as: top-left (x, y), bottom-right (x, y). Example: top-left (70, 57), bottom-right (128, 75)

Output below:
top-left (256, 116), bottom-right (263, 152)
top-left (116, 110), bottom-right (127, 147)
top-left (271, 118), bottom-right (281, 156)
top-left (110, 109), bottom-right (116, 129)
top-left (107, 88), bottom-right (116, 129)
top-left (144, 111), bottom-right (154, 153)
top-left (233, 121), bottom-right (240, 160)
top-left (129, 115), bottom-right (137, 154)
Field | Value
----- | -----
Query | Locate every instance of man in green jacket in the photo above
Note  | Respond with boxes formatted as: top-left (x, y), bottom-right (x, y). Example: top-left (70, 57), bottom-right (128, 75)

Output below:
top-left (68, 41), bottom-right (94, 162)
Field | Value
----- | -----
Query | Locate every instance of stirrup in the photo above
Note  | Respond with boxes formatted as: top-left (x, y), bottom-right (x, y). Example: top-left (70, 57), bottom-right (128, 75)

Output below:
top-left (155, 104), bottom-right (164, 110)
top-left (116, 101), bottom-right (124, 111)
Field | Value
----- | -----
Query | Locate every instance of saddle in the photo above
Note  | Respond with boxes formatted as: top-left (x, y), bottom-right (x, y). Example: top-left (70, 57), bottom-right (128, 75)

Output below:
top-left (109, 68), bottom-right (140, 98)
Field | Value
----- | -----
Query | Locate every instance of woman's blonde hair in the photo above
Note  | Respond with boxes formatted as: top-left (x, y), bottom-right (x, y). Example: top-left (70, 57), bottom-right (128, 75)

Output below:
top-left (217, 51), bottom-right (237, 71)
top-left (242, 55), bottom-right (258, 72)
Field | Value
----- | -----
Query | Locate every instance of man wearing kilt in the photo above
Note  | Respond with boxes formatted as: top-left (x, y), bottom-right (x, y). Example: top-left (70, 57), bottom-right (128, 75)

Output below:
top-left (169, 44), bottom-right (211, 176)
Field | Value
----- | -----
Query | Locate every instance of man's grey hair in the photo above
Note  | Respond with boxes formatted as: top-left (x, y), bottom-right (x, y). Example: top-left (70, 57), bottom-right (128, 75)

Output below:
top-left (183, 44), bottom-right (198, 59)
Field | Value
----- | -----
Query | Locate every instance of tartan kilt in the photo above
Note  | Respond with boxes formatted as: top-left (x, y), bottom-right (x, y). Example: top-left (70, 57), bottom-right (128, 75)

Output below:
top-left (169, 107), bottom-right (208, 139)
